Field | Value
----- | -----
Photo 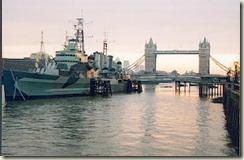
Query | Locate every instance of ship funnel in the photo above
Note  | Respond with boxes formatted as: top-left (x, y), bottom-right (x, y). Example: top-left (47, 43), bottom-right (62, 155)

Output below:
top-left (93, 51), bottom-right (101, 70)
top-left (116, 61), bottom-right (122, 72)
top-left (107, 55), bottom-right (113, 70)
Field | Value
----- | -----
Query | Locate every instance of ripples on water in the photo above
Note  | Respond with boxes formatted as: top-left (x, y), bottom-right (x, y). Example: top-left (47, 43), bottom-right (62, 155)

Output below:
top-left (2, 84), bottom-right (238, 156)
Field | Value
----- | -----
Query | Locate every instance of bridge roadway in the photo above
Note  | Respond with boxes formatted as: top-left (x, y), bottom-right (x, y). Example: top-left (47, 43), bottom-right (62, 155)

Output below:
top-left (154, 50), bottom-right (199, 55)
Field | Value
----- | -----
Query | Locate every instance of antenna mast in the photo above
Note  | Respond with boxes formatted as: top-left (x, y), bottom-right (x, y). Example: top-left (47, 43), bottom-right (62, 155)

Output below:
top-left (102, 32), bottom-right (115, 55)
top-left (40, 31), bottom-right (45, 53)
top-left (71, 10), bottom-right (92, 54)
top-left (103, 32), bottom-right (108, 55)
top-left (63, 31), bottom-right (68, 48)
top-left (74, 17), bottom-right (85, 54)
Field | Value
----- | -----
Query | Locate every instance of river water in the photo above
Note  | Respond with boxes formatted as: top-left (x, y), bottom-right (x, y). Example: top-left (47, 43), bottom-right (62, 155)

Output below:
top-left (2, 84), bottom-right (238, 156)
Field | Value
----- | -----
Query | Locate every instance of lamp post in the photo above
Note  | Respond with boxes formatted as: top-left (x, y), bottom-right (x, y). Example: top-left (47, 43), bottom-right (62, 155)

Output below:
top-left (227, 67), bottom-right (231, 83)
top-left (234, 61), bottom-right (239, 84)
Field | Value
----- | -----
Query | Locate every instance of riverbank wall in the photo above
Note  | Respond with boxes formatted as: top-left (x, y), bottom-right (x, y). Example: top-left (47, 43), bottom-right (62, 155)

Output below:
top-left (223, 83), bottom-right (240, 154)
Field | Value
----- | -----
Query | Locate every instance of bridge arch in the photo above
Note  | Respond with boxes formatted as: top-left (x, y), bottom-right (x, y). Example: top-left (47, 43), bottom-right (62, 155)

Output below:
top-left (145, 38), bottom-right (210, 76)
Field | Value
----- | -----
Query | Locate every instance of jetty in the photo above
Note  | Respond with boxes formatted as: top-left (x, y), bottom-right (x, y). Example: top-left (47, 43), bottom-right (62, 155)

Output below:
top-left (90, 78), bottom-right (142, 97)
top-left (175, 75), bottom-right (226, 97)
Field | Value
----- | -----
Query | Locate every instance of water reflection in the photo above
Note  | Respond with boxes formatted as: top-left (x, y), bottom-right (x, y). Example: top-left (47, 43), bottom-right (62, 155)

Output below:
top-left (2, 84), bottom-right (238, 156)
top-left (193, 98), bottom-right (211, 156)
top-left (142, 84), bottom-right (157, 92)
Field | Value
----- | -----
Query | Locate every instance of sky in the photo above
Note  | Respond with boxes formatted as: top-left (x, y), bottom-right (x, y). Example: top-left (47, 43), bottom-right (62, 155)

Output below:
top-left (2, 0), bottom-right (240, 74)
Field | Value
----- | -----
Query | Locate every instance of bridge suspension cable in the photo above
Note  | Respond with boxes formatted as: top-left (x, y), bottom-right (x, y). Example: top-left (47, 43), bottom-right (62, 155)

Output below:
top-left (125, 54), bottom-right (145, 71)
top-left (210, 55), bottom-right (233, 72)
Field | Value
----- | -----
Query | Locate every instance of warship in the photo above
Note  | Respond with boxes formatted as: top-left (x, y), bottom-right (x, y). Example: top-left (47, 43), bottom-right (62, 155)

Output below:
top-left (2, 16), bottom-right (141, 101)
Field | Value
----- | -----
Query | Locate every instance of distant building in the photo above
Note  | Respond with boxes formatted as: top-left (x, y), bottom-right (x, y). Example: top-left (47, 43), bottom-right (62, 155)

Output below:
top-left (139, 65), bottom-right (144, 71)
top-left (123, 60), bottom-right (129, 69)
top-left (3, 52), bottom-right (51, 72)
top-left (183, 70), bottom-right (197, 76)
top-left (114, 57), bottom-right (120, 63)
top-left (3, 57), bottom-right (36, 72)
top-left (134, 65), bottom-right (144, 73)
top-left (135, 66), bottom-right (140, 73)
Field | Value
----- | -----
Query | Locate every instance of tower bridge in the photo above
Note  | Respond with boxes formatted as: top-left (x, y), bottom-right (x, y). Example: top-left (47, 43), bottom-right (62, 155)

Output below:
top-left (145, 37), bottom-right (210, 76)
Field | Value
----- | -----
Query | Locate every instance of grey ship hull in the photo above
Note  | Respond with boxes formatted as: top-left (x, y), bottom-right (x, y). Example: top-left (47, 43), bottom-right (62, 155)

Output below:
top-left (2, 70), bottom-right (90, 101)
top-left (102, 78), bottom-right (125, 93)
top-left (2, 70), bottom-right (129, 101)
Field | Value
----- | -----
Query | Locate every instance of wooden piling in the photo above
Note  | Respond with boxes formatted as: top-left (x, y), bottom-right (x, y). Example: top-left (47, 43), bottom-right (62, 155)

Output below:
top-left (90, 79), bottom-right (112, 97)
top-left (184, 81), bottom-right (186, 92)
top-left (189, 82), bottom-right (191, 92)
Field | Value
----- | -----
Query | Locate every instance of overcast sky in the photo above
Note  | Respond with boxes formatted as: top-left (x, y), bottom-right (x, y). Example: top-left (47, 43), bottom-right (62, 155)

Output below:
top-left (2, 0), bottom-right (240, 74)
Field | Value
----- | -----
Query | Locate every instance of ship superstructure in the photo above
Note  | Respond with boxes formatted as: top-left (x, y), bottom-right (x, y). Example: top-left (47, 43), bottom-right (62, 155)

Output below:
top-left (3, 17), bottom-right (94, 100)
top-left (54, 18), bottom-right (87, 67)
top-left (2, 16), bottom-right (141, 101)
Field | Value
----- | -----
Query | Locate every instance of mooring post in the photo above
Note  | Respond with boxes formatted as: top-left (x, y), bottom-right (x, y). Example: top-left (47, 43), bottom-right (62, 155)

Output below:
top-left (175, 81), bottom-right (177, 92)
top-left (217, 85), bottom-right (219, 95)
top-left (184, 81), bottom-right (186, 92)
top-left (179, 81), bottom-right (181, 92)
top-left (209, 86), bottom-right (211, 97)
top-left (189, 82), bottom-right (191, 92)
top-left (205, 84), bottom-right (207, 95)
top-left (211, 86), bottom-right (213, 96)
top-left (199, 83), bottom-right (202, 96)
top-left (220, 85), bottom-right (222, 96)
top-left (175, 81), bottom-right (180, 92)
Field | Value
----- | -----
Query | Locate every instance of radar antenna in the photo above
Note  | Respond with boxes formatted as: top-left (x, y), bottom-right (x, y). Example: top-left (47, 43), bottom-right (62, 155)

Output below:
top-left (74, 17), bottom-right (85, 54)
top-left (69, 10), bottom-right (92, 54)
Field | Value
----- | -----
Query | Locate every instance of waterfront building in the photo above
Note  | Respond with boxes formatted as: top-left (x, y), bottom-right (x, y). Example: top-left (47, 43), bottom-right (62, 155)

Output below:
top-left (114, 57), bottom-right (120, 63)
top-left (139, 65), bottom-right (144, 71)
top-left (135, 66), bottom-right (140, 73)
top-left (123, 60), bottom-right (130, 69)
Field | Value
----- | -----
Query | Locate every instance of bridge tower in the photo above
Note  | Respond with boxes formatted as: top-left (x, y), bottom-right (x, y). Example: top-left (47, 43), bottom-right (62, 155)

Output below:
top-left (145, 38), bottom-right (157, 74)
top-left (198, 37), bottom-right (210, 76)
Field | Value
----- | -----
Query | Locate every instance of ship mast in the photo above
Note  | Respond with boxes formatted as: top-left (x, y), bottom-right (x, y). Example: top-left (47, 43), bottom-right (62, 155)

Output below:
top-left (102, 32), bottom-right (115, 55)
top-left (40, 31), bottom-right (45, 53)
top-left (102, 32), bottom-right (115, 68)
top-left (103, 32), bottom-right (108, 56)
top-left (63, 31), bottom-right (68, 48)
top-left (74, 17), bottom-right (85, 54)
